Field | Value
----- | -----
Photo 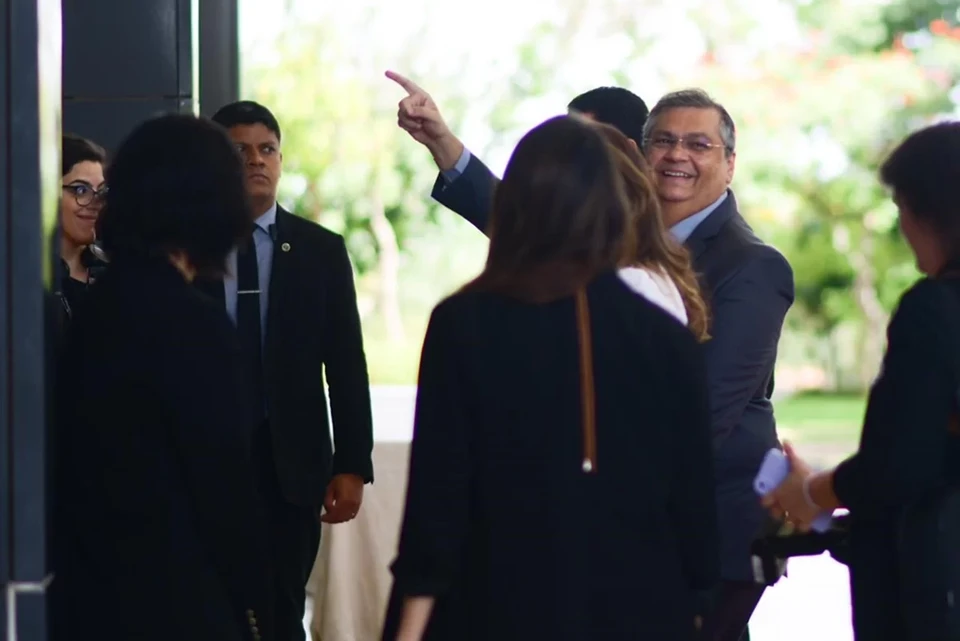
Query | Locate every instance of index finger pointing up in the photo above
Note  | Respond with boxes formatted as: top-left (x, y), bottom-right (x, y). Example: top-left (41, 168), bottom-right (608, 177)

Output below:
top-left (385, 70), bottom-right (423, 96)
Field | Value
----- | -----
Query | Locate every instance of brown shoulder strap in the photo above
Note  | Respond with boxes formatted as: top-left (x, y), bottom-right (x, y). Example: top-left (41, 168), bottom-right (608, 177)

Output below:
top-left (576, 289), bottom-right (597, 473)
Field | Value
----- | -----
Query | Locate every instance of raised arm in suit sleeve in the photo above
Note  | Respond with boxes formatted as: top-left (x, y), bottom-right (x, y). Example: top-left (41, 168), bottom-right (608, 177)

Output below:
top-left (833, 280), bottom-right (956, 515)
top-left (163, 303), bottom-right (270, 621)
top-left (666, 327), bottom-right (721, 589)
top-left (430, 151), bottom-right (499, 235)
top-left (325, 235), bottom-right (375, 483)
top-left (704, 247), bottom-right (794, 445)
top-left (391, 301), bottom-right (472, 596)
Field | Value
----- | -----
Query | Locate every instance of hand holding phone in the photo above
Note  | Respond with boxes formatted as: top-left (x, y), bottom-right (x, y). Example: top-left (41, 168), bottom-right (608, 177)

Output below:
top-left (754, 448), bottom-right (833, 533)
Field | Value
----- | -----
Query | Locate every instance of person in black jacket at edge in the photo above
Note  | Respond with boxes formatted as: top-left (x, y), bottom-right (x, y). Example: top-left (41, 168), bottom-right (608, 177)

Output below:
top-left (45, 134), bottom-right (110, 611)
top-left (54, 134), bottom-right (109, 321)
top-left (761, 121), bottom-right (960, 640)
top-left (50, 114), bottom-right (272, 641)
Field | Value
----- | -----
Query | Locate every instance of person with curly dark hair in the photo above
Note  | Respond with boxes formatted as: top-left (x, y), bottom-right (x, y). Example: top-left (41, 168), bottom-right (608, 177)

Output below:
top-left (51, 114), bottom-right (271, 641)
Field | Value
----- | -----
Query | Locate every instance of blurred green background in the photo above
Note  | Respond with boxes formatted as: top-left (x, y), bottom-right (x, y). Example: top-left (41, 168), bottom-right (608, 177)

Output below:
top-left (238, 0), bottom-right (960, 461)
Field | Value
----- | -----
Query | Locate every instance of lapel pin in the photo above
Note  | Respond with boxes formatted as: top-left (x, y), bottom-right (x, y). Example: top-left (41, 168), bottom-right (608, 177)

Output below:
top-left (281, 242), bottom-right (291, 252)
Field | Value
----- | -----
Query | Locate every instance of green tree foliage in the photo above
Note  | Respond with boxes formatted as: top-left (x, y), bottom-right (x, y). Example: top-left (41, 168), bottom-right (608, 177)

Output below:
top-left (244, 21), bottom-right (476, 344)
top-left (793, 0), bottom-right (960, 50)
top-left (240, 0), bottom-right (960, 386)
top-left (686, 5), bottom-right (960, 386)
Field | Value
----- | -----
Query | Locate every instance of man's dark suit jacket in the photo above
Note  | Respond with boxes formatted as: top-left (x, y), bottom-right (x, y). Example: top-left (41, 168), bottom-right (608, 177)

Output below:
top-left (51, 257), bottom-right (270, 641)
top-left (200, 206), bottom-right (375, 507)
top-left (430, 160), bottom-right (795, 581)
top-left (432, 154), bottom-right (498, 233)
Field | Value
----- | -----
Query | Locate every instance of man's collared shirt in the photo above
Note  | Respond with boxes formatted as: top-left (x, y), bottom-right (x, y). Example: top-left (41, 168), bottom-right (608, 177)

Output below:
top-left (224, 202), bottom-right (277, 341)
top-left (669, 192), bottom-right (728, 243)
top-left (440, 147), bottom-right (473, 184)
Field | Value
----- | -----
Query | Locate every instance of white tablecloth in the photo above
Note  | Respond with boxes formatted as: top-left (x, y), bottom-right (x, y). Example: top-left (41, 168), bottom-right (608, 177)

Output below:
top-left (307, 387), bottom-right (415, 641)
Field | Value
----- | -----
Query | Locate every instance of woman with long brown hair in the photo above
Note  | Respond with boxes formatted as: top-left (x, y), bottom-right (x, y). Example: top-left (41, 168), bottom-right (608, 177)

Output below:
top-left (596, 123), bottom-right (710, 340)
top-left (383, 115), bottom-right (719, 641)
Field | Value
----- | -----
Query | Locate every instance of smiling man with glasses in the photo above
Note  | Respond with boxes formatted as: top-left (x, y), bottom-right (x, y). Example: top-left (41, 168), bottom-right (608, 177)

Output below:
top-left (387, 75), bottom-right (795, 639)
top-left (642, 89), bottom-right (737, 238)
top-left (643, 90), bottom-right (795, 641)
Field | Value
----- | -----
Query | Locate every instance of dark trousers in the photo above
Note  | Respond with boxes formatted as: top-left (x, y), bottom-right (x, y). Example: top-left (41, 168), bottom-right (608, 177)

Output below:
top-left (699, 580), bottom-right (765, 641)
top-left (255, 424), bottom-right (322, 641)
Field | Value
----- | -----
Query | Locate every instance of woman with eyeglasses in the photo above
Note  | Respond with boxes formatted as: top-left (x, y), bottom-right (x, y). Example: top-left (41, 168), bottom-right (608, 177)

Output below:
top-left (57, 134), bottom-right (108, 317)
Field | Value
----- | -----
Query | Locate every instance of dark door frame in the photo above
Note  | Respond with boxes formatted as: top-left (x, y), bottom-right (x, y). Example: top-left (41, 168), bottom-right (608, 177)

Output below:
top-left (199, 0), bottom-right (240, 116)
top-left (2, 1), bottom-right (237, 636)
top-left (1, 0), bottom-right (62, 638)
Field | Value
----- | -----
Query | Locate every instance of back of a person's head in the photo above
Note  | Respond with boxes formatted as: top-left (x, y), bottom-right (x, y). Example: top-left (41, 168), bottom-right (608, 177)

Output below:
top-left (472, 115), bottom-right (634, 301)
top-left (62, 134), bottom-right (107, 176)
top-left (568, 87), bottom-right (649, 145)
top-left (593, 124), bottom-right (660, 234)
top-left (881, 121), bottom-right (960, 254)
top-left (96, 114), bottom-right (251, 277)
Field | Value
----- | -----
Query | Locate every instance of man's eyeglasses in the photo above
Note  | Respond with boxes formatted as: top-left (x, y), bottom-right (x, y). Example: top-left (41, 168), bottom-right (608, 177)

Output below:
top-left (643, 135), bottom-right (729, 154)
top-left (62, 184), bottom-right (108, 207)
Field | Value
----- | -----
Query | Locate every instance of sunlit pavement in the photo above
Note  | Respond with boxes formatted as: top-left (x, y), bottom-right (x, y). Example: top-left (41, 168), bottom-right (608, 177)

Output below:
top-left (750, 554), bottom-right (854, 641)
top-left (304, 555), bottom-right (855, 640)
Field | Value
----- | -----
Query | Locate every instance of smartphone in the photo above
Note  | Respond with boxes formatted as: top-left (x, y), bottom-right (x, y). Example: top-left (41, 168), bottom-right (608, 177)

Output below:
top-left (753, 448), bottom-right (832, 533)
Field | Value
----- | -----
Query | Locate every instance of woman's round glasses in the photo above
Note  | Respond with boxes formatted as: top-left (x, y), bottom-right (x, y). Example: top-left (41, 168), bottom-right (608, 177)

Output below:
top-left (63, 184), bottom-right (108, 207)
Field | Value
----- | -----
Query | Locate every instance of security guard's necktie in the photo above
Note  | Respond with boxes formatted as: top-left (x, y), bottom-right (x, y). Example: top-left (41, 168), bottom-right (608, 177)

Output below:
top-left (237, 225), bottom-right (265, 423)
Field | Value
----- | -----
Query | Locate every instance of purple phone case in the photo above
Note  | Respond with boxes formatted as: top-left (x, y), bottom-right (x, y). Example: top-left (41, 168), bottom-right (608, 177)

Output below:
top-left (753, 448), bottom-right (832, 533)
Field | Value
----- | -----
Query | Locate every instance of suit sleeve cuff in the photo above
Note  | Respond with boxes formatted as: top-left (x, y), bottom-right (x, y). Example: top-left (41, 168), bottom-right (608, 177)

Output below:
top-left (439, 147), bottom-right (472, 184)
top-left (332, 457), bottom-right (374, 484)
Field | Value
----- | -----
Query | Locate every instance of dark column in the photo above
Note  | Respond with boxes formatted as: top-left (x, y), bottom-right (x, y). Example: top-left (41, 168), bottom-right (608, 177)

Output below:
top-left (1, 0), bottom-right (61, 637)
top-left (199, 0), bottom-right (240, 116)
top-left (62, 0), bottom-right (196, 153)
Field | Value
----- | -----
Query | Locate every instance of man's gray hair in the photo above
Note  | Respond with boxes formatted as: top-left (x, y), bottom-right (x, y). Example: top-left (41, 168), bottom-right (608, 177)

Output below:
top-left (642, 89), bottom-right (736, 155)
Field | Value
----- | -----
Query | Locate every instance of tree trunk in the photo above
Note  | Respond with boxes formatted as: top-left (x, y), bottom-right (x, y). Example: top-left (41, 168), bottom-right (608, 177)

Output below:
top-left (846, 232), bottom-right (887, 388)
top-left (308, 182), bottom-right (325, 223)
top-left (368, 170), bottom-right (405, 343)
top-left (823, 331), bottom-right (839, 391)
